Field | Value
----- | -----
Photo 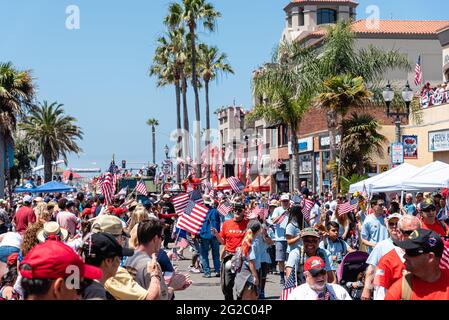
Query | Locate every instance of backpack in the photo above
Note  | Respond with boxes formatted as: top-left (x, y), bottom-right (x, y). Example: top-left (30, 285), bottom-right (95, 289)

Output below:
top-left (401, 273), bottom-right (413, 300)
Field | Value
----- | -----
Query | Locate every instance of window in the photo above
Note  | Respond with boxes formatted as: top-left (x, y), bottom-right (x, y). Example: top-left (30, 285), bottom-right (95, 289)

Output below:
top-left (281, 125), bottom-right (289, 146)
top-left (317, 9), bottom-right (337, 25)
top-left (271, 128), bottom-right (277, 148)
top-left (288, 15), bottom-right (292, 28)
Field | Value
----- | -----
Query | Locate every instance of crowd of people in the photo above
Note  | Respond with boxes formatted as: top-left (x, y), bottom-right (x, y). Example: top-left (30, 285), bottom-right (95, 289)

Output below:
top-left (0, 181), bottom-right (449, 301)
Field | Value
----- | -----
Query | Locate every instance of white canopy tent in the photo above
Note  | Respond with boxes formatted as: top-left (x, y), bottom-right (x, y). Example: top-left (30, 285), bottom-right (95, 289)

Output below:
top-left (370, 163), bottom-right (420, 193)
top-left (401, 161), bottom-right (449, 192)
top-left (349, 163), bottom-right (418, 195)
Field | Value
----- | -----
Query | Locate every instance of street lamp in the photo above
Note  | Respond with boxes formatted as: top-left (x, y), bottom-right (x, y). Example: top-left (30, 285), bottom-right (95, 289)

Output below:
top-left (383, 82), bottom-right (413, 143)
top-left (164, 144), bottom-right (169, 159)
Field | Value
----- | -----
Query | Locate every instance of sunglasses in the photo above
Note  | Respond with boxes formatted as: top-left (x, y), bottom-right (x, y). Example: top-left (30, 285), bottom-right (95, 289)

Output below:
top-left (400, 229), bottom-right (414, 236)
top-left (377, 203), bottom-right (385, 207)
top-left (388, 221), bottom-right (398, 227)
top-left (405, 249), bottom-right (427, 257)
top-left (311, 270), bottom-right (327, 277)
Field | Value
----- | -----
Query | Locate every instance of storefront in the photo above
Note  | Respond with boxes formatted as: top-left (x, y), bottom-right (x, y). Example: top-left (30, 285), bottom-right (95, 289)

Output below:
top-left (317, 133), bottom-right (341, 194)
top-left (297, 137), bottom-right (314, 190)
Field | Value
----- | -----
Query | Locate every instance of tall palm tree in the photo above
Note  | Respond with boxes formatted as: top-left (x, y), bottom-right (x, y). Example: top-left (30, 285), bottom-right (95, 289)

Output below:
top-left (340, 112), bottom-right (388, 177)
top-left (166, 0), bottom-right (221, 177)
top-left (146, 118), bottom-right (159, 165)
top-left (150, 26), bottom-right (187, 182)
top-left (197, 43), bottom-right (234, 179)
top-left (249, 57), bottom-right (312, 190)
top-left (19, 101), bottom-right (83, 182)
top-left (0, 62), bottom-right (34, 198)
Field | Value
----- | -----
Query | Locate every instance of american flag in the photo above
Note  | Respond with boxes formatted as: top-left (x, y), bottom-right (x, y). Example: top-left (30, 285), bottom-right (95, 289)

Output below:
top-left (280, 266), bottom-right (297, 300)
top-left (108, 160), bottom-right (119, 194)
top-left (440, 238), bottom-right (449, 270)
top-left (415, 55), bottom-right (423, 86)
top-left (217, 201), bottom-right (232, 216)
top-left (173, 193), bottom-right (190, 214)
top-left (252, 206), bottom-right (269, 220)
top-left (136, 180), bottom-right (148, 196)
top-left (301, 198), bottom-right (315, 220)
top-left (338, 199), bottom-right (358, 216)
top-left (189, 189), bottom-right (203, 204)
top-left (177, 201), bottom-right (209, 235)
top-left (227, 176), bottom-right (244, 193)
top-left (101, 173), bottom-right (113, 205)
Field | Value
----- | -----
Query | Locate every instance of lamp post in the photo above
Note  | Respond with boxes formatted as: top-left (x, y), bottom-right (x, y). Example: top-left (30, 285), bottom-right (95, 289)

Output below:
top-left (382, 82), bottom-right (413, 143)
top-left (163, 144), bottom-right (173, 178)
top-left (244, 135), bottom-right (249, 185)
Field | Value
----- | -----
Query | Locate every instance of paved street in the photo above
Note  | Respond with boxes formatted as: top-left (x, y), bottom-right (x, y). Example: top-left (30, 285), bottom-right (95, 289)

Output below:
top-left (168, 245), bottom-right (282, 300)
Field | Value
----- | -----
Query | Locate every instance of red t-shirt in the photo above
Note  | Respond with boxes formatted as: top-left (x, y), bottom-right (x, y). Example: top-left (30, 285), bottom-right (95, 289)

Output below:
top-left (421, 220), bottom-right (447, 237)
top-left (385, 269), bottom-right (449, 300)
top-left (374, 247), bottom-right (405, 290)
top-left (220, 219), bottom-right (249, 253)
top-left (14, 206), bottom-right (36, 234)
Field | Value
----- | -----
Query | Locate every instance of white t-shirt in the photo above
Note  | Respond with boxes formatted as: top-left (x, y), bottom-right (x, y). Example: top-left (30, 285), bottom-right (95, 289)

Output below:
top-left (288, 283), bottom-right (352, 300)
top-left (0, 232), bottom-right (22, 249)
top-left (309, 204), bottom-right (321, 226)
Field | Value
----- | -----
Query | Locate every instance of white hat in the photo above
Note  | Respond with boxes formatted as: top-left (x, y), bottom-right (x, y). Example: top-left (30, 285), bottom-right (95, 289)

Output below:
top-left (37, 222), bottom-right (69, 243)
top-left (23, 195), bottom-right (33, 204)
top-left (34, 197), bottom-right (43, 203)
top-left (280, 194), bottom-right (290, 201)
top-left (387, 213), bottom-right (402, 221)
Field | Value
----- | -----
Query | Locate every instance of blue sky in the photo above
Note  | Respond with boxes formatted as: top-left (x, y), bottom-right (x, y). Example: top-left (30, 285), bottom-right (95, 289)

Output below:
top-left (1, 0), bottom-right (449, 172)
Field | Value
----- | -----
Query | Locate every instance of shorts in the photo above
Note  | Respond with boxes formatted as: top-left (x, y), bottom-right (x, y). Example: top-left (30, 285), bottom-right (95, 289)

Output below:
top-left (275, 241), bottom-right (288, 262)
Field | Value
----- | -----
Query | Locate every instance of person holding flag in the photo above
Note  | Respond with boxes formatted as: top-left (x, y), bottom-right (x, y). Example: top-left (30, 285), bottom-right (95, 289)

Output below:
top-left (199, 196), bottom-right (221, 278)
top-left (266, 194), bottom-right (291, 285)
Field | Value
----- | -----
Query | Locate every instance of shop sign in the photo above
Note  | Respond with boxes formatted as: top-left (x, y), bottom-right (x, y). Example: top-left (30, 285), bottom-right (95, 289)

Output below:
top-left (402, 135), bottom-right (418, 159)
top-left (429, 129), bottom-right (449, 152)
top-left (319, 134), bottom-right (341, 150)
top-left (391, 143), bottom-right (404, 164)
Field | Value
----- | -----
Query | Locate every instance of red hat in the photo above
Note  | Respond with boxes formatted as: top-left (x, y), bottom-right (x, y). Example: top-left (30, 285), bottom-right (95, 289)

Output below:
top-left (304, 256), bottom-right (326, 276)
top-left (7, 252), bottom-right (19, 267)
top-left (19, 240), bottom-right (102, 281)
top-left (81, 208), bottom-right (92, 217)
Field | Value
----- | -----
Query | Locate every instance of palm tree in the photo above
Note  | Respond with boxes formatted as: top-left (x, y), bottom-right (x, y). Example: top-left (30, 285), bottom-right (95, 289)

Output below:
top-left (19, 101), bottom-right (83, 182)
top-left (249, 56), bottom-right (313, 190)
top-left (146, 118), bottom-right (159, 165)
top-left (340, 112), bottom-right (388, 177)
top-left (198, 43), bottom-right (234, 179)
top-left (166, 0), bottom-right (221, 177)
top-left (0, 62), bottom-right (34, 198)
top-left (299, 20), bottom-right (411, 195)
top-left (150, 26), bottom-right (187, 182)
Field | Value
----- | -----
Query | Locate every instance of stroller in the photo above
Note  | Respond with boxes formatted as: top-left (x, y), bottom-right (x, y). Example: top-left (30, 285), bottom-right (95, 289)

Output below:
top-left (336, 251), bottom-right (369, 300)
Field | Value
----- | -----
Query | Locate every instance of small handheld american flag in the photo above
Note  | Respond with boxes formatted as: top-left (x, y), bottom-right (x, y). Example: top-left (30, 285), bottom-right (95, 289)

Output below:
top-left (337, 199), bottom-right (358, 216)
top-left (440, 238), bottom-right (449, 270)
top-left (177, 201), bottom-right (209, 235)
top-left (280, 266), bottom-right (297, 300)
top-left (227, 176), bottom-right (244, 193)
top-left (301, 198), bottom-right (315, 220)
top-left (136, 180), bottom-right (148, 196)
top-left (189, 189), bottom-right (203, 204)
top-left (217, 201), bottom-right (232, 216)
top-left (172, 193), bottom-right (189, 214)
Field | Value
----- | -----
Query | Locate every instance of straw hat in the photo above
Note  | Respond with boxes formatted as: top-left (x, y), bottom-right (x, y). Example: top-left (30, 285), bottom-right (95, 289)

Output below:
top-left (37, 222), bottom-right (69, 243)
top-left (203, 195), bottom-right (214, 205)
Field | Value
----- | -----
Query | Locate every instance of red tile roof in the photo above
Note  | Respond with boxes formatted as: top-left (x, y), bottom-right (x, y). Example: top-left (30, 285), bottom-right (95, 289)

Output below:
top-left (290, 0), bottom-right (357, 3)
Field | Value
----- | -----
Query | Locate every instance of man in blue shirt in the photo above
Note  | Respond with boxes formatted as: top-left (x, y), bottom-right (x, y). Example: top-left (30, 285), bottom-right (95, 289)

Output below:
top-left (267, 194), bottom-right (290, 285)
top-left (401, 193), bottom-right (417, 216)
top-left (199, 196), bottom-right (221, 278)
top-left (361, 196), bottom-right (389, 254)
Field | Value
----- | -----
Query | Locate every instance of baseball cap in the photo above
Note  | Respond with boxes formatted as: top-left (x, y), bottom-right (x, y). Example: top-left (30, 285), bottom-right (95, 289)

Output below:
top-left (394, 229), bottom-right (444, 257)
top-left (280, 194), bottom-right (290, 201)
top-left (387, 213), bottom-right (402, 221)
top-left (301, 227), bottom-right (320, 238)
top-left (85, 233), bottom-right (134, 259)
top-left (269, 200), bottom-right (279, 207)
top-left (304, 256), bottom-right (326, 276)
top-left (20, 241), bottom-right (102, 280)
top-left (23, 195), bottom-right (33, 204)
top-left (91, 215), bottom-right (128, 237)
top-left (421, 198), bottom-right (436, 211)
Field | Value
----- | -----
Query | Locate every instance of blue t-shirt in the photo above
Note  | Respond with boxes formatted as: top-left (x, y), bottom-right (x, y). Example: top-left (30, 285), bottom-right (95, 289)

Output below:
top-left (404, 203), bottom-right (417, 216)
top-left (247, 234), bottom-right (272, 270)
top-left (200, 207), bottom-right (221, 239)
top-left (366, 238), bottom-right (395, 267)
top-left (267, 207), bottom-right (288, 241)
top-left (285, 221), bottom-right (301, 253)
top-left (319, 238), bottom-right (350, 269)
top-left (286, 246), bottom-right (334, 284)
top-left (361, 214), bottom-right (389, 254)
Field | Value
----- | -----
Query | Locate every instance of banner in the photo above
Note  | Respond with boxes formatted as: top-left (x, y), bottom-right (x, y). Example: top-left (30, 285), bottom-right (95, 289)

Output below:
top-left (402, 135), bottom-right (418, 159)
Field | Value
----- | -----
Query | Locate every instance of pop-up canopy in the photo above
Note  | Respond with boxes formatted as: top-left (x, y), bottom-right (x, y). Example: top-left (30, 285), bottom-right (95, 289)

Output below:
top-left (215, 177), bottom-right (231, 190)
top-left (249, 176), bottom-right (271, 192)
top-left (369, 163), bottom-right (420, 193)
top-left (401, 161), bottom-right (449, 191)
top-left (34, 181), bottom-right (77, 193)
top-left (349, 163), bottom-right (418, 195)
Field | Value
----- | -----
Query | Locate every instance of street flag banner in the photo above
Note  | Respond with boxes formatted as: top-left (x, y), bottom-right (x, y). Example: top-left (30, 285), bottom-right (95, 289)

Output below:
top-left (177, 201), bottom-right (209, 235)
top-left (338, 199), bottom-right (358, 216)
top-left (280, 265), bottom-right (297, 300)
top-left (415, 55), bottom-right (423, 86)
top-left (301, 198), bottom-right (315, 220)
top-left (173, 193), bottom-right (190, 214)
top-left (218, 201), bottom-right (232, 216)
top-left (136, 180), bottom-right (148, 196)
top-left (227, 176), bottom-right (244, 193)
